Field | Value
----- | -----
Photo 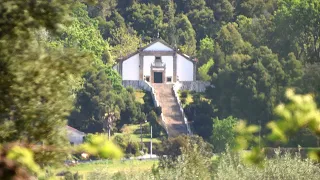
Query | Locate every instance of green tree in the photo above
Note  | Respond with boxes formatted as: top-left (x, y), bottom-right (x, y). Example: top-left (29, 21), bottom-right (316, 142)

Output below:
top-left (272, 0), bottom-right (320, 63)
top-left (126, 3), bottom-right (164, 41)
top-left (211, 116), bottom-right (238, 152)
top-left (0, 0), bottom-right (90, 166)
top-left (98, 11), bottom-right (126, 40)
top-left (103, 92), bottom-right (125, 139)
top-left (155, 136), bottom-right (212, 180)
top-left (109, 27), bottom-right (140, 60)
top-left (118, 89), bottom-right (142, 126)
top-left (162, 0), bottom-right (177, 45)
top-left (301, 63), bottom-right (320, 106)
top-left (185, 97), bottom-right (214, 140)
top-left (217, 23), bottom-right (249, 59)
top-left (207, 0), bottom-right (234, 22)
top-left (68, 69), bottom-right (123, 133)
top-left (235, 89), bottom-right (320, 164)
top-left (174, 0), bottom-right (206, 14)
top-left (237, 0), bottom-right (270, 18)
top-left (198, 59), bottom-right (214, 81)
top-left (197, 36), bottom-right (215, 66)
top-left (208, 46), bottom-right (298, 127)
top-left (58, 2), bottom-right (112, 64)
top-left (175, 14), bottom-right (197, 56)
top-left (159, 135), bottom-right (212, 166)
top-left (187, 7), bottom-right (215, 41)
top-left (281, 53), bottom-right (303, 86)
top-left (237, 15), bottom-right (273, 48)
top-left (86, 0), bottom-right (118, 18)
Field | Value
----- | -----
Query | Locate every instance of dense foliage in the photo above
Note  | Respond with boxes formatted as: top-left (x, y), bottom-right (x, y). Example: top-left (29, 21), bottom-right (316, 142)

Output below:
top-left (211, 116), bottom-right (238, 152)
top-left (85, 147), bottom-right (320, 180)
top-left (0, 1), bottom-right (124, 178)
top-left (235, 89), bottom-right (320, 163)
top-left (0, 0), bottom-right (90, 166)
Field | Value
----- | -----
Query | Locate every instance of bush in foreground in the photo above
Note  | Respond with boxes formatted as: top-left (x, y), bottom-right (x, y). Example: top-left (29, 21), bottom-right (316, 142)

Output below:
top-left (213, 150), bottom-right (320, 180)
top-left (85, 149), bottom-right (320, 180)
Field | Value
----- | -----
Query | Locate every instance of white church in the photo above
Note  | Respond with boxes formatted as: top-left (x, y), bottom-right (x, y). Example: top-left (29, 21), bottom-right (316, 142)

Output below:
top-left (113, 39), bottom-right (197, 83)
top-left (113, 39), bottom-right (209, 137)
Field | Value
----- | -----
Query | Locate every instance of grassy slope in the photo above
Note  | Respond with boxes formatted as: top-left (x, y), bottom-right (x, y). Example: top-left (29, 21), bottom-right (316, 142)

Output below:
top-left (114, 123), bottom-right (162, 143)
top-left (118, 89), bottom-right (162, 143)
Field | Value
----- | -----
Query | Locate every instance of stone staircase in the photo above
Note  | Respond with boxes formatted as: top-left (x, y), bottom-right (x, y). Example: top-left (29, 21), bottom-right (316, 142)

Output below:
top-left (152, 83), bottom-right (188, 137)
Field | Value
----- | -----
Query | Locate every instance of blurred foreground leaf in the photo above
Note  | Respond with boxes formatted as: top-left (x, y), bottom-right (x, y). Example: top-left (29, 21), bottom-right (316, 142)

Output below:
top-left (80, 134), bottom-right (123, 159)
top-left (6, 146), bottom-right (40, 174)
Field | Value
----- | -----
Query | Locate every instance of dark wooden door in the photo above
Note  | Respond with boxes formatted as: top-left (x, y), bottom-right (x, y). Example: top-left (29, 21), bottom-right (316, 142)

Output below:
top-left (154, 72), bottom-right (163, 83)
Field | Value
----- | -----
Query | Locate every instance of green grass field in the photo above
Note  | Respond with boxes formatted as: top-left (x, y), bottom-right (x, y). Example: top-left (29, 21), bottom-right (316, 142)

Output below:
top-left (115, 123), bottom-right (162, 143)
top-left (53, 159), bottom-right (157, 179)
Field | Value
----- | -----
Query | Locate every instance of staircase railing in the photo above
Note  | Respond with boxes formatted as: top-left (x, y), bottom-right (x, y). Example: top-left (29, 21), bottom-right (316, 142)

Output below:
top-left (172, 83), bottom-right (192, 135)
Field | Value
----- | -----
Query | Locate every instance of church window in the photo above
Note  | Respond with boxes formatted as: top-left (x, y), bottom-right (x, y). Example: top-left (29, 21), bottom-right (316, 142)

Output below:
top-left (155, 56), bottom-right (161, 62)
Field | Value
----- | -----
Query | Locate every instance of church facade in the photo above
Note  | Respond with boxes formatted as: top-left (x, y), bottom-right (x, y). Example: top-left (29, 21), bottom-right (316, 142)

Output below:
top-left (113, 39), bottom-right (197, 83)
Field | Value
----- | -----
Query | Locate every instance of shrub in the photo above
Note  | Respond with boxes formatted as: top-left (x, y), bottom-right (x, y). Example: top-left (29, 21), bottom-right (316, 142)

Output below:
top-left (154, 106), bottom-right (162, 116)
top-left (87, 168), bottom-right (109, 180)
top-left (126, 141), bottom-right (141, 156)
top-left (213, 150), bottom-right (320, 180)
top-left (84, 148), bottom-right (320, 180)
top-left (159, 135), bottom-right (213, 163)
top-left (210, 116), bottom-right (238, 152)
top-left (192, 93), bottom-right (201, 103)
top-left (113, 135), bottom-right (127, 151)
top-left (88, 168), bottom-right (153, 180)
top-left (126, 87), bottom-right (134, 94)
top-left (180, 98), bottom-right (186, 105)
top-left (64, 171), bottom-right (83, 180)
top-left (180, 90), bottom-right (188, 98)
top-left (153, 138), bottom-right (212, 180)
top-left (142, 123), bottom-right (151, 133)
top-left (192, 113), bottom-right (212, 140)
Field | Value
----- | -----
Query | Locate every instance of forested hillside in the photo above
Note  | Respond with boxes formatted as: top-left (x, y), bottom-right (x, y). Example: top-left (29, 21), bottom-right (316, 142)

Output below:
top-left (76, 0), bottom-right (318, 147)
top-left (1, 0), bottom-right (319, 148)
top-left (18, 0), bottom-right (320, 145)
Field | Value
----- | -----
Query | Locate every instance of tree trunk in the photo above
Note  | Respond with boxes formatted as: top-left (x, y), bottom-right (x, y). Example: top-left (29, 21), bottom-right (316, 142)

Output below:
top-left (140, 122), bottom-right (143, 150)
top-left (108, 127), bottom-right (111, 140)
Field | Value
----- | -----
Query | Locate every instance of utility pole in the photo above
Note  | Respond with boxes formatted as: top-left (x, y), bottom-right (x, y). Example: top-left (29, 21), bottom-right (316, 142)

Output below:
top-left (259, 120), bottom-right (261, 149)
top-left (140, 121), bottom-right (143, 150)
top-left (150, 125), bottom-right (153, 158)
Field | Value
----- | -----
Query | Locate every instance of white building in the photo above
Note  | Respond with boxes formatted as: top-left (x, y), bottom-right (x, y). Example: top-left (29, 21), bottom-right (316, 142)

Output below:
top-left (67, 126), bottom-right (85, 145)
top-left (113, 39), bottom-right (197, 83)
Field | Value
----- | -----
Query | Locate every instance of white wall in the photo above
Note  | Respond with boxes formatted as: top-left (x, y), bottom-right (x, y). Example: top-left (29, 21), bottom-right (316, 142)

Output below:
top-left (143, 42), bottom-right (173, 51)
top-left (122, 54), bottom-right (140, 80)
top-left (177, 54), bottom-right (194, 81)
top-left (143, 56), bottom-right (154, 77)
top-left (162, 56), bottom-right (173, 77)
top-left (67, 131), bottom-right (85, 145)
